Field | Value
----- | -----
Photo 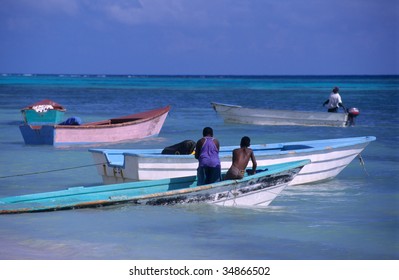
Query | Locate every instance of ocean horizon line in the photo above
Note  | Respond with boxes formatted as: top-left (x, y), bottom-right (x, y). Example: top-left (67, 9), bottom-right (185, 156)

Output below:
top-left (1, 73), bottom-right (398, 78)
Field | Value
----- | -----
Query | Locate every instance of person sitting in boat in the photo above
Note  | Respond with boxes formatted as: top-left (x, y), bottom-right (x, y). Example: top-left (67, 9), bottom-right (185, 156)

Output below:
top-left (195, 127), bottom-right (221, 186)
top-left (224, 136), bottom-right (257, 180)
top-left (323, 86), bottom-right (347, 113)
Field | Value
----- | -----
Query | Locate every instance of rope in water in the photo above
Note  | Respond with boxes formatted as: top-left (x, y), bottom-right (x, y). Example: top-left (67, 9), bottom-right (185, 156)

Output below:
top-left (0, 162), bottom-right (107, 179)
top-left (358, 154), bottom-right (369, 176)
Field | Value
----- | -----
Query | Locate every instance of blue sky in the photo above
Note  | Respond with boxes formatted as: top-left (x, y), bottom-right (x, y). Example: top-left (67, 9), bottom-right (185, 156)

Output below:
top-left (0, 0), bottom-right (397, 75)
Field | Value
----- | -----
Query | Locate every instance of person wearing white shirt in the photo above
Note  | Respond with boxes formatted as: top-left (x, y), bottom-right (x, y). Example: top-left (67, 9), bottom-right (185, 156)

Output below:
top-left (323, 86), bottom-right (346, 112)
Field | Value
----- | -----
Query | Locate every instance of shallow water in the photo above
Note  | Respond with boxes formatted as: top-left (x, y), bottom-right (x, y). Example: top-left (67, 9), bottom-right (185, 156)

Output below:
top-left (0, 74), bottom-right (397, 259)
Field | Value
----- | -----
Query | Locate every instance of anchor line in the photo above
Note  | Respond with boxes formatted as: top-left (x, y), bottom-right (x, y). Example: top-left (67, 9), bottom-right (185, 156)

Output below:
top-left (358, 154), bottom-right (369, 176)
top-left (223, 184), bottom-right (238, 206)
top-left (0, 162), bottom-right (107, 179)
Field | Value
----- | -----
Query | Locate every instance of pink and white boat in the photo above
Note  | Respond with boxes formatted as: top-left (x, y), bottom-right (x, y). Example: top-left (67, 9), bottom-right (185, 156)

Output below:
top-left (19, 106), bottom-right (170, 146)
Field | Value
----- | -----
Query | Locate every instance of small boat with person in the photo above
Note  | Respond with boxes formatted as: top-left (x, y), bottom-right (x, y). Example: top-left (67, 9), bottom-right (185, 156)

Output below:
top-left (19, 105), bottom-right (170, 145)
top-left (211, 102), bottom-right (360, 127)
top-left (89, 136), bottom-right (375, 185)
top-left (0, 160), bottom-right (310, 214)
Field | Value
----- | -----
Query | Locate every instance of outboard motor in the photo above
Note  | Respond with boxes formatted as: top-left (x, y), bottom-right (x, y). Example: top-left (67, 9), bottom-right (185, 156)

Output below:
top-left (347, 107), bottom-right (360, 126)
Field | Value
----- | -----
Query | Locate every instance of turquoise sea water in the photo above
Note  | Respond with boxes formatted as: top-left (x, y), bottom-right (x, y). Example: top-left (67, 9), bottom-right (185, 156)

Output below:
top-left (0, 74), bottom-right (397, 260)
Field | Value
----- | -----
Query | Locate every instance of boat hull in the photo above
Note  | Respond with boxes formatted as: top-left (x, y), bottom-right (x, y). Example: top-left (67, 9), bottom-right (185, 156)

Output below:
top-left (19, 106), bottom-right (170, 145)
top-left (22, 109), bottom-right (65, 124)
top-left (21, 99), bottom-right (66, 124)
top-left (211, 102), bottom-right (349, 127)
top-left (90, 136), bottom-right (376, 186)
top-left (0, 160), bottom-right (309, 214)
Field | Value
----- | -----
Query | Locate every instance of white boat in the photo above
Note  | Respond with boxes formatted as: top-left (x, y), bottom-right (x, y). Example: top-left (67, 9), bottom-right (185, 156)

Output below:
top-left (89, 136), bottom-right (376, 185)
top-left (211, 102), bottom-right (359, 127)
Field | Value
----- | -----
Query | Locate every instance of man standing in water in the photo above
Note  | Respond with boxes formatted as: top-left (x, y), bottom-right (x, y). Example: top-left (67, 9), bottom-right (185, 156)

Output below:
top-left (323, 86), bottom-right (347, 112)
top-left (224, 136), bottom-right (257, 180)
top-left (195, 127), bottom-right (221, 186)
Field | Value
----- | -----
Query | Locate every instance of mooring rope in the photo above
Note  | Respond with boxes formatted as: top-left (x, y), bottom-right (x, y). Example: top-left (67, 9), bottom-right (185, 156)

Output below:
top-left (358, 154), bottom-right (369, 176)
top-left (0, 162), bottom-right (107, 179)
top-left (222, 184), bottom-right (238, 206)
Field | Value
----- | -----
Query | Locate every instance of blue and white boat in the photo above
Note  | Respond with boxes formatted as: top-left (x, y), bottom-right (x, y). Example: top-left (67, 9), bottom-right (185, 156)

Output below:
top-left (89, 136), bottom-right (376, 185)
top-left (0, 160), bottom-right (309, 214)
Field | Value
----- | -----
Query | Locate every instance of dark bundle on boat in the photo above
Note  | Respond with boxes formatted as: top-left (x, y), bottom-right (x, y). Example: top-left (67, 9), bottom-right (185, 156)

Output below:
top-left (162, 140), bottom-right (196, 155)
top-left (58, 116), bottom-right (82, 125)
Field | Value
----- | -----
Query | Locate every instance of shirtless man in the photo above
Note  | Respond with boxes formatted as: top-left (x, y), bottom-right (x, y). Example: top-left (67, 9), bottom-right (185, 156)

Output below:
top-left (224, 136), bottom-right (257, 180)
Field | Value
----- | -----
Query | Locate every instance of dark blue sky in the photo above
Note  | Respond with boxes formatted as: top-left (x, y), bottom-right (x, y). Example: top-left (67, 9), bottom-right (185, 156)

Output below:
top-left (0, 0), bottom-right (397, 75)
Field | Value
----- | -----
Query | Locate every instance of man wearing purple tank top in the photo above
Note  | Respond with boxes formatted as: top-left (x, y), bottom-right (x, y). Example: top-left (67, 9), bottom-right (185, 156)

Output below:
top-left (195, 127), bottom-right (221, 186)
